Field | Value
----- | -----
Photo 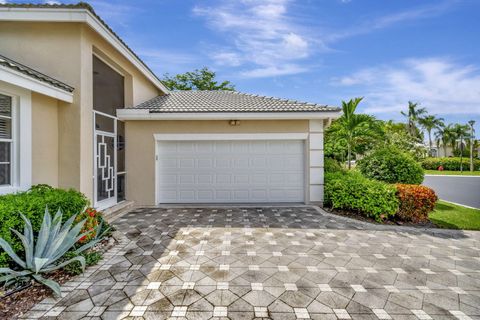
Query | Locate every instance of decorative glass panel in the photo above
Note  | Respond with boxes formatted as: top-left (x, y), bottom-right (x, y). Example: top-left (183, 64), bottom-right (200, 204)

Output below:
top-left (117, 173), bottom-right (125, 202)
top-left (0, 163), bottom-right (10, 186)
top-left (0, 94), bottom-right (12, 117)
top-left (96, 135), bottom-right (115, 201)
top-left (117, 121), bottom-right (125, 172)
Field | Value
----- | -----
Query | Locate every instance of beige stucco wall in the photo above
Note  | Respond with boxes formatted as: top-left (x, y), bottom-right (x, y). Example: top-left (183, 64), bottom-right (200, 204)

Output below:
top-left (125, 120), bottom-right (310, 205)
top-left (0, 21), bottom-right (162, 203)
top-left (31, 93), bottom-right (59, 186)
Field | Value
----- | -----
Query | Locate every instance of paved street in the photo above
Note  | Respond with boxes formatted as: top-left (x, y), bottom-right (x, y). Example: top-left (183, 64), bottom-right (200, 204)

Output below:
top-left (23, 207), bottom-right (480, 320)
top-left (423, 175), bottom-right (480, 208)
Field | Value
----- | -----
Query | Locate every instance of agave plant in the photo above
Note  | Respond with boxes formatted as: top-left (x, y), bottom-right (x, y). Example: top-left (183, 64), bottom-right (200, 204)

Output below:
top-left (0, 208), bottom-right (101, 296)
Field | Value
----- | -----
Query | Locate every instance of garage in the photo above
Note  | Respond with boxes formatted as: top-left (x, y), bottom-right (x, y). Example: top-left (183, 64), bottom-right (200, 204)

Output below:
top-left (156, 138), bottom-right (305, 203)
top-left (118, 90), bottom-right (341, 205)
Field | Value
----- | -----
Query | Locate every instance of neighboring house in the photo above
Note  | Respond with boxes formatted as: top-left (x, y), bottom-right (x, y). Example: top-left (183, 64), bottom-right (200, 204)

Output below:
top-left (432, 141), bottom-right (480, 158)
top-left (0, 3), bottom-right (340, 209)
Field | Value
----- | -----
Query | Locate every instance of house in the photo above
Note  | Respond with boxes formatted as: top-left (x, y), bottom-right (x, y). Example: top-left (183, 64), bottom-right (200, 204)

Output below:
top-left (0, 3), bottom-right (340, 209)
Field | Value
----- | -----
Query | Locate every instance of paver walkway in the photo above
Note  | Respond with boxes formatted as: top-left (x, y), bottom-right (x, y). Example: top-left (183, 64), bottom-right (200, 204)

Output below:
top-left (23, 206), bottom-right (480, 320)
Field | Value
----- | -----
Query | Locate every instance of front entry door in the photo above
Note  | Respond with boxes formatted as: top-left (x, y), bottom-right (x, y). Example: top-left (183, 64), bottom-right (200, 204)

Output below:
top-left (94, 131), bottom-right (116, 209)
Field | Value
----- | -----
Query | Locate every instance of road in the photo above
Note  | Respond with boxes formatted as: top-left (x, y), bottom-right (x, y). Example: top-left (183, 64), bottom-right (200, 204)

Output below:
top-left (423, 175), bottom-right (480, 208)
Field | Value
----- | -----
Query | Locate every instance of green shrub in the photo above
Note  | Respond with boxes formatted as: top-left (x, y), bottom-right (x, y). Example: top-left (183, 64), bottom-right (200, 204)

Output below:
top-left (357, 146), bottom-right (424, 184)
top-left (324, 157), bottom-right (344, 173)
top-left (0, 185), bottom-right (89, 267)
top-left (421, 157), bottom-right (480, 171)
top-left (325, 171), bottom-right (399, 221)
top-left (396, 184), bottom-right (438, 223)
top-left (63, 251), bottom-right (103, 276)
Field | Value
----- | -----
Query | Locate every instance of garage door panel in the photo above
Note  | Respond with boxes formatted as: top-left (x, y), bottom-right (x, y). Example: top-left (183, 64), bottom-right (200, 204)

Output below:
top-left (157, 140), bottom-right (305, 203)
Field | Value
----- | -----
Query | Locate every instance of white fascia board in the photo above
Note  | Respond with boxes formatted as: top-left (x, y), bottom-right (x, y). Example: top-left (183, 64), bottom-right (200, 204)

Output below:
top-left (0, 66), bottom-right (73, 103)
top-left (0, 7), bottom-right (170, 94)
top-left (154, 133), bottom-right (309, 141)
top-left (117, 108), bottom-right (341, 120)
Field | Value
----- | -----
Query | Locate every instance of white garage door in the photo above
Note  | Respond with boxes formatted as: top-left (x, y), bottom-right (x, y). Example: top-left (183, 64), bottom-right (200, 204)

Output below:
top-left (156, 140), bottom-right (305, 203)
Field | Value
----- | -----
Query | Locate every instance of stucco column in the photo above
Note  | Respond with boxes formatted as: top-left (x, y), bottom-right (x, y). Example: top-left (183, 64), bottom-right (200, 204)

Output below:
top-left (308, 120), bottom-right (324, 204)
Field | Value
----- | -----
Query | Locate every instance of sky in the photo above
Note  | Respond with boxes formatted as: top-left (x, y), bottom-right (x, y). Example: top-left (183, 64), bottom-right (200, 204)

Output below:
top-left (6, 0), bottom-right (480, 134)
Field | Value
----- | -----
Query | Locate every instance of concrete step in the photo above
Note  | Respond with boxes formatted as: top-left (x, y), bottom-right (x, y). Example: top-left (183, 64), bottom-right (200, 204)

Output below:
top-left (102, 200), bottom-right (134, 222)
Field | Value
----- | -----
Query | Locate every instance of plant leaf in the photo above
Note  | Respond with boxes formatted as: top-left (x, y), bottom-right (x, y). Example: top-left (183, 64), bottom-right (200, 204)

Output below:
top-left (33, 257), bottom-right (49, 273)
top-left (32, 274), bottom-right (61, 297)
top-left (43, 256), bottom-right (86, 273)
top-left (35, 208), bottom-right (52, 258)
top-left (0, 238), bottom-right (26, 268)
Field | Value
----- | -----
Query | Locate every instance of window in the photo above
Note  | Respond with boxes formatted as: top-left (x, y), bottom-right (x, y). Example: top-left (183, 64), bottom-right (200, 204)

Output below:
top-left (0, 94), bottom-right (12, 186)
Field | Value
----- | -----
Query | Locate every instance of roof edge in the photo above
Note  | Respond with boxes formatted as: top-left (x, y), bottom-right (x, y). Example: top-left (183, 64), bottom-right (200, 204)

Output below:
top-left (0, 3), bottom-right (170, 94)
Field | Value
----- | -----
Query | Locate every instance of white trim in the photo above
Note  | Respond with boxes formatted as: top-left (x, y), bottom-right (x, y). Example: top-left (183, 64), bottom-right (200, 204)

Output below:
top-left (0, 66), bottom-right (73, 103)
top-left (439, 199), bottom-right (479, 210)
top-left (154, 133), bottom-right (308, 141)
top-left (0, 83), bottom-right (32, 195)
top-left (0, 7), bottom-right (169, 93)
top-left (118, 108), bottom-right (341, 120)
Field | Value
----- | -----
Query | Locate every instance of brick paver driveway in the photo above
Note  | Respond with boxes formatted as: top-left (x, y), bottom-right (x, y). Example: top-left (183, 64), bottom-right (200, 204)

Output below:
top-left (26, 207), bottom-right (480, 320)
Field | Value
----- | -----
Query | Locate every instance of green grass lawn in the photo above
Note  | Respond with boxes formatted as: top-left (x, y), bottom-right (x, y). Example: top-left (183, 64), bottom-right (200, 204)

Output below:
top-left (425, 170), bottom-right (480, 176)
top-left (430, 201), bottom-right (480, 231)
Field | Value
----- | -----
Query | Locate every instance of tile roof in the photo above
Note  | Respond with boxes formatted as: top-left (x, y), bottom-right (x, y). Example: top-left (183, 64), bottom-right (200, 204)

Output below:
top-left (0, 54), bottom-right (74, 93)
top-left (133, 91), bottom-right (340, 113)
top-left (0, 2), bottom-right (164, 89)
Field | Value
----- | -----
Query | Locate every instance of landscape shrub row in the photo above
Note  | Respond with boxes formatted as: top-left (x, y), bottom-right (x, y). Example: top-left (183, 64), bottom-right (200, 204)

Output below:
top-left (421, 157), bottom-right (480, 171)
top-left (324, 171), bottom-right (399, 221)
top-left (0, 185), bottom-right (89, 267)
top-left (325, 158), bottom-right (438, 222)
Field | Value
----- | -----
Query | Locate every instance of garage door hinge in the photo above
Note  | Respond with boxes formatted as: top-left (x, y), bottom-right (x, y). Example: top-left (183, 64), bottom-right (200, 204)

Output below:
top-left (155, 155), bottom-right (158, 161)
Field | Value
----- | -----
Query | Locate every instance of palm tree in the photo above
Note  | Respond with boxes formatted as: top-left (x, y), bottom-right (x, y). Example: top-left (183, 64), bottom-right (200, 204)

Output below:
top-left (435, 125), bottom-right (454, 157)
top-left (401, 101), bottom-right (427, 137)
top-left (336, 97), bottom-right (381, 169)
top-left (419, 115), bottom-right (444, 155)
top-left (468, 120), bottom-right (476, 172)
top-left (452, 123), bottom-right (470, 171)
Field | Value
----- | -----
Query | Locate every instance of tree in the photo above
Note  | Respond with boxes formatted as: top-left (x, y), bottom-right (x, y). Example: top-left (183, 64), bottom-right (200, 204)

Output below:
top-left (435, 125), bottom-right (453, 157)
top-left (329, 97), bottom-right (383, 169)
top-left (383, 120), bottom-right (426, 160)
top-left (162, 67), bottom-right (235, 91)
top-left (452, 123), bottom-right (470, 171)
top-left (419, 115), bottom-right (444, 155)
top-left (401, 101), bottom-right (427, 137)
top-left (468, 120), bottom-right (476, 172)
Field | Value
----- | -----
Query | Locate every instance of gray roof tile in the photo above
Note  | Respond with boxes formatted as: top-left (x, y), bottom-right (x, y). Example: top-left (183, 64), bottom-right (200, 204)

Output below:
top-left (134, 91), bottom-right (339, 113)
top-left (0, 54), bottom-right (74, 93)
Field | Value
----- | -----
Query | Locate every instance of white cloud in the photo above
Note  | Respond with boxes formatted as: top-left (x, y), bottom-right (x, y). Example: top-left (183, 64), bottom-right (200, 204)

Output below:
top-left (45, 1), bottom-right (61, 4)
top-left (334, 58), bottom-right (480, 116)
top-left (0, 0), bottom-right (7, 4)
top-left (240, 64), bottom-right (308, 78)
top-left (193, 0), bottom-right (313, 77)
top-left (326, 1), bottom-right (455, 42)
top-left (137, 49), bottom-right (199, 74)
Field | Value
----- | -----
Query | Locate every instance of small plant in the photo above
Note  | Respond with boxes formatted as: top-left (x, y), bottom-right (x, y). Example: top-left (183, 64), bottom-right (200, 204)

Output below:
top-left (396, 184), bottom-right (438, 223)
top-left (324, 158), bottom-right (344, 173)
top-left (63, 251), bottom-right (102, 276)
top-left (0, 208), bottom-right (100, 296)
top-left (358, 146), bottom-right (424, 184)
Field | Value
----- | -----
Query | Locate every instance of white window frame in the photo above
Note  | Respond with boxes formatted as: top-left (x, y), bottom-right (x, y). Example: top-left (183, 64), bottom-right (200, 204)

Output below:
top-left (0, 82), bottom-right (32, 195)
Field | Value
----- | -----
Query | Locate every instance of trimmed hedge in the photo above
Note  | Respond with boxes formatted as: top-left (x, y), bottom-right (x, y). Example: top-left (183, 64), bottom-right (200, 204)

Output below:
top-left (325, 171), bottom-right (399, 221)
top-left (421, 157), bottom-right (480, 171)
top-left (0, 185), bottom-right (89, 267)
top-left (396, 184), bottom-right (438, 223)
top-left (358, 147), bottom-right (424, 184)
top-left (324, 157), bottom-right (344, 173)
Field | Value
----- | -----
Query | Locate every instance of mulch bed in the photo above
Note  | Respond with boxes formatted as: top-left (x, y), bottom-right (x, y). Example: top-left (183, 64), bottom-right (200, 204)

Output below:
top-left (324, 207), bottom-right (439, 229)
top-left (0, 271), bottom-right (73, 319)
